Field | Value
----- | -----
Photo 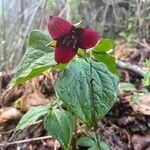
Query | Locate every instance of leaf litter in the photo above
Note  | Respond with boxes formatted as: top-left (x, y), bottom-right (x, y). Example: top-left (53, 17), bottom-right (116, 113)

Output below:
top-left (0, 40), bottom-right (150, 149)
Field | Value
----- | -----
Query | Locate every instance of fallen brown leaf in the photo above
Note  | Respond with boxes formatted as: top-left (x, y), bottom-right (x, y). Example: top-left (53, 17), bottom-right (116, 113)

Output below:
top-left (0, 107), bottom-right (22, 123)
top-left (114, 39), bottom-right (139, 62)
top-left (17, 91), bottom-right (49, 112)
top-left (132, 133), bottom-right (150, 150)
top-left (1, 85), bottom-right (24, 105)
top-left (131, 94), bottom-right (150, 115)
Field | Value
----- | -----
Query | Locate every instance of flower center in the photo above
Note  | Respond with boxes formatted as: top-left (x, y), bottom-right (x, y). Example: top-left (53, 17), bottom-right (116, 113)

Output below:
top-left (61, 29), bottom-right (78, 50)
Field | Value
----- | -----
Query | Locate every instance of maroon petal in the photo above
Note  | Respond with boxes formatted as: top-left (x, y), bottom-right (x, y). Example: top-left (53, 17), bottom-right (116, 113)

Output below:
top-left (48, 16), bottom-right (73, 40)
top-left (78, 29), bottom-right (100, 49)
top-left (55, 41), bottom-right (77, 64)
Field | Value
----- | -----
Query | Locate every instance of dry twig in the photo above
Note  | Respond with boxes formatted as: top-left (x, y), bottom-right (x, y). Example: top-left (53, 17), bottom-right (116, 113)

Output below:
top-left (116, 60), bottom-right (145, 77)
top-left (11, 0), bottom-right (43, 67)
top-left (0, 135), bottom-right (52, 147)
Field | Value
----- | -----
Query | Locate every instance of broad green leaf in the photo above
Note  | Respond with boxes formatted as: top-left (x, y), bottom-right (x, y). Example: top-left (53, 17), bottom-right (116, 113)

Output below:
top-left (119, 83), bottom-right (136, 92)
top-left (92, 38), bottom-right (117, 74)
top-left (11, 30), bottom-right (57, 85)
top-left (44, 109), bottom-right (75, 150)
top-left (93, 38), bottom-right (116, 53)
top-left (92, 52), bottom-right (117, 74)
top-left (55, 58), bottom-right (118, 128)
top-left (77, 132), bottom-right (110, 150)
top-left (16, 106), bottom-right (49, 131)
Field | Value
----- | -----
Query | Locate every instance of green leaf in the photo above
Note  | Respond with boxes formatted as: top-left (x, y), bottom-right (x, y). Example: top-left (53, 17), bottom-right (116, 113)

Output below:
top-left (93, 38), bottom-right (116, 53)
top-left (119, 83), bottom-right (136, 92)
top-left (44, 109), bottom-right (75, 150)
top-left (52, 63), bottom-right (67, 71)
top-left (100, 141), bottom-right (110, 150)
top-left (128, 22), bottom-right (133, 30)
top-left (143, 73), bottom-right (150, 87)
top-left (77, 136), bottom-right (95, 148)
top-left (146, 59), bottom-right (150, 70)
top-left (55, 58), bottom-right (118, 128)
top-left (142, 59), bottom-right (150, 86)
top-left (119, 32), bottom-right (127, 40)
top-left (11, 30), bottom-right (57, 85)
top-left (16, 106), bottom-right (49, 131)
top-left (92, 52), bottom-right (117, 74)
top-left (77, 132), bottom-right (110, 150)
top-left (77, 48), bottom-right (87, 58)
top-left (92, 38), bottom-right (117, 74)
top-left (131, 94), bottom-right (140, 104)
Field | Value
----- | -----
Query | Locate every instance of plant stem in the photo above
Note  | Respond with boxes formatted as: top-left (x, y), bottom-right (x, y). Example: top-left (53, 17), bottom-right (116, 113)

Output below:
top-left (72, 116), bottom-right (77, 150)
top-left (89, 52), bottom-right (101, 150)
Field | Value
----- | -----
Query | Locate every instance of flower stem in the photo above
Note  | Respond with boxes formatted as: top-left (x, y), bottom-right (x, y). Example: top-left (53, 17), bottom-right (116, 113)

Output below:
top-left (71, 115), bottom-right (78, 150)
top-left (89, 51), bottom-right (101, 150)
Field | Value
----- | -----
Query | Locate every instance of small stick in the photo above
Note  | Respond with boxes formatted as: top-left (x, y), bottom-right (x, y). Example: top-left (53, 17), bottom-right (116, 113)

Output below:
top-left (0, 135), bottom-right (52, 147)
top-left (116, 60), bottom-right (145, 77)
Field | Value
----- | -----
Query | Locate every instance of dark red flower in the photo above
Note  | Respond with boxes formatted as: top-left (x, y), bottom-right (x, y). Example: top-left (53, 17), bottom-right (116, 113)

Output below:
top-left (48, 16), bottom-right (100, 64)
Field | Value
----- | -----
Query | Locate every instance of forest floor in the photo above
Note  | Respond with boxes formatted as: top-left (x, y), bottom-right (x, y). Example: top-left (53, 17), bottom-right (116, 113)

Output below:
top-left (0, 39), bottom-right (150, 150)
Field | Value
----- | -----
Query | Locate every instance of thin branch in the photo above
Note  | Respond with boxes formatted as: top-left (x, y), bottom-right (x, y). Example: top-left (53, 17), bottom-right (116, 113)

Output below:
top-left (116, 60), bottom-right (145, 77)
top-left (6, 3), bottom-right (38, 37)
top-left (38, 0), bottom-right (48, 29)
top-left (66, 0), bottom-right (71, 21)
top-left (0, 135), bottom-right (52, 147)
top-left (11, 0), bottom-right (43, 67)
top-left (1, 0), bottom-right (7, 71)
top-left (101, 2), bottom-right (109, 34)
top-left (58, 0), bottom-right (68, 17)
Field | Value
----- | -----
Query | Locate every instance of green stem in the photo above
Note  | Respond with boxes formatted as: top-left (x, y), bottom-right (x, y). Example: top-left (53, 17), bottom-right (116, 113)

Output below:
top-left (89, 51), bottom-right (101, 150)
top-left (63, 147), bottom-right (70, 150)
top-left (71, 116), bottom-right (78, 150)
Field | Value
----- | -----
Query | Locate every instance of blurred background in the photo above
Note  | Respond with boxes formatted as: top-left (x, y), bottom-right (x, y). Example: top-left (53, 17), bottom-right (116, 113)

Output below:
top-left (0, 0), bottom-right (150, 73)
top-left (0, 1), bottom-right (150, 149)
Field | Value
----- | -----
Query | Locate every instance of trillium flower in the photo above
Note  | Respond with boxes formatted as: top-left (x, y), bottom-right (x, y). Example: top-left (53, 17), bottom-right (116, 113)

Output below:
top-left (48, 16), bottom-right (100, 64)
